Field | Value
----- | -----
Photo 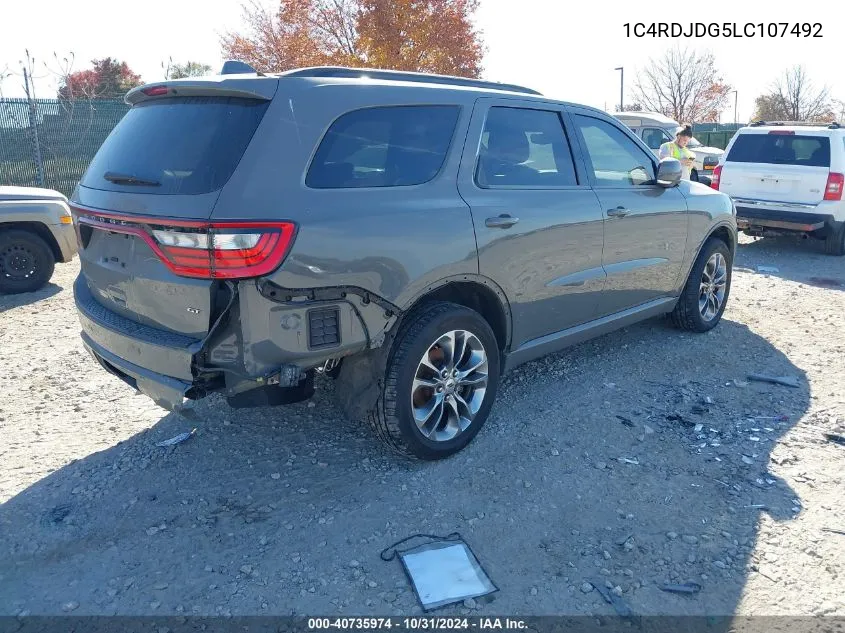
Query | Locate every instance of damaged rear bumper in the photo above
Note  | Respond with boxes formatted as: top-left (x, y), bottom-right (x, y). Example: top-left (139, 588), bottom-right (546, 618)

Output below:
top-left (74, 273), bottom-right (400, 410)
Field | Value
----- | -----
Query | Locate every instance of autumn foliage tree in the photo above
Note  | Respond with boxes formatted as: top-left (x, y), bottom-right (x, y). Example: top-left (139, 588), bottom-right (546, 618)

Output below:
top-left (221, 0), bottom-right (484, 77)
top-left (631, 47), bottom-right (731, 123)
top-left (57, 58), bottom-right (143, 99)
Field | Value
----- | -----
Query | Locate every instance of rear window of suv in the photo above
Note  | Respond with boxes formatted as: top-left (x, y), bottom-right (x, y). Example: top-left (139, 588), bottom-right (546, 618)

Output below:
top-left (727, 133), bottom-right (830, 167)
top-left (81, 96), bottom-right (270, 195)
top-left (306, 105), bottom-right (460, 188)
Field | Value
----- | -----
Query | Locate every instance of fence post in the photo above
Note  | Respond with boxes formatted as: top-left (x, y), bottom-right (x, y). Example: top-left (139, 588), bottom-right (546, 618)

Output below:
top-left (22, 68), bottom-right (45, 188)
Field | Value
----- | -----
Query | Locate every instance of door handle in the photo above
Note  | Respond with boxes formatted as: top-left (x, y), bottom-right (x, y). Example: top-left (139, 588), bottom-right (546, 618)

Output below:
top-left (607, 206), bottom-right (630, 218)
top-left (485, 214), bottom-right (520, 229)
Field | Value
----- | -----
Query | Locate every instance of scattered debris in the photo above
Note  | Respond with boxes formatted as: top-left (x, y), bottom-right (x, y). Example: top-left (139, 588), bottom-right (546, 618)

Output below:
top-left (156, 429), bottom-right (196, 447)
top-left (589, 578), bottom-right (635, 617)
top-left (618, 457), bottom-right (640, 465)
top-left (741, 456), bottom-right (754, 465)
top-left (659, 582), bottom-right (702, 595)
top-left (667, 413), bottom-right (694, 427)
top-left (823, 434), bottom-right (845, 447)
top-left (694, 423), bottom-right (704, 433)
top-left (756, 265), bottom-right (780, 274)
top-left (616, 415), bottom-right (634, 427)
top-left (744, 504), bottom-right (768, 510)
top-left (747, 374), bottom-right (800, 388)
top-left (43, 504), bottom-right (72, 526)
top-left (821, 528), bottom-right (845, 536)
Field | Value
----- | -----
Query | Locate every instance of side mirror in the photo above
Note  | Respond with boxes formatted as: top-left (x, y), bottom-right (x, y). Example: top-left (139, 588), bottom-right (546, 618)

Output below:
top-left (656, 158), bottom-right (682, 187)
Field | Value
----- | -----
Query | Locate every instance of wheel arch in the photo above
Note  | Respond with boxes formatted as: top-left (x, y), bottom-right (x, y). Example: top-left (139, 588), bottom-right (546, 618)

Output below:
top-left (0, 222), bottom-right (62, 262)
top-left (397, 275), bottom-right (512, 356)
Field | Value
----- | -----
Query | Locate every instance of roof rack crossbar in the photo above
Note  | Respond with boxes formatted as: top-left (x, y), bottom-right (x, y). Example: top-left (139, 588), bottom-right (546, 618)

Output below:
top-left (281, 66), bottom-right (542, 95)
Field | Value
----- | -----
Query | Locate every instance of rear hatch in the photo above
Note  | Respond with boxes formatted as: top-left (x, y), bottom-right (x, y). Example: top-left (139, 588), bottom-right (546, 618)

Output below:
top-left (73, 79), bottom-right (279, 338)
top-left (720, 131), bottom-right (831, 205)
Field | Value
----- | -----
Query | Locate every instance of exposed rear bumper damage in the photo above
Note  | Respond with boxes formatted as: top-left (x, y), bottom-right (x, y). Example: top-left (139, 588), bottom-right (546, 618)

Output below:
top-left (734, 204), bottom-right (839, 236)
top-left (74, 273), bottom-right (400, 411)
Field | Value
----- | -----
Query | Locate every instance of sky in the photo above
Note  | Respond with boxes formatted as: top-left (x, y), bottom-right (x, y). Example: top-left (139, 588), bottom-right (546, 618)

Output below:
top-left (1, 0), bottom-right (841, 123)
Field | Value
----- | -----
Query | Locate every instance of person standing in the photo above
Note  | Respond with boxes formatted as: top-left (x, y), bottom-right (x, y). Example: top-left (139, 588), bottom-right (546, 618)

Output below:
top-left (659, 124), bottom-right (697, 180)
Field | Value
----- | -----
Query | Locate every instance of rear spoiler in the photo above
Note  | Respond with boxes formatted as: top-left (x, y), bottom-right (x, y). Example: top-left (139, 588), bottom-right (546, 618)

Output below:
top-left (125, 61), bottom-right (277, 105)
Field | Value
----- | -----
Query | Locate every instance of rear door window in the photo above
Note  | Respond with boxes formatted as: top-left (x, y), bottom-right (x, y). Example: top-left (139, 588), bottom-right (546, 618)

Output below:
top-left (475, 107), bottom-right (578, 187)
top-left (81, 96), bottom-right (270, 195)
top-left (727, 134), bottom-right (831, 167)
top-left (641, 127), bottom-right (671, 150)
top-left (306, 105), bottom-right (460, 188)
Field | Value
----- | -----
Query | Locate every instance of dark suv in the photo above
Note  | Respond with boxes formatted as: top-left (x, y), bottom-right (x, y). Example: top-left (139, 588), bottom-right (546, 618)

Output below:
top-left (72, 64), bottom-right (736, 459)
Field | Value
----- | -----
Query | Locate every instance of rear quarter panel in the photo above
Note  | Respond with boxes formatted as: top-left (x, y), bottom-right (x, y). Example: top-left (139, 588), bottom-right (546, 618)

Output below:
top-left (212, 80), bottom-right (481, 308)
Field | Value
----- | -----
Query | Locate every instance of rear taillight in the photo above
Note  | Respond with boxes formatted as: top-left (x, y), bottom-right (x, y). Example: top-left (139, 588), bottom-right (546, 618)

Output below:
top-left (72, 207), bottom-right (296, 279)
top-left (824, 173), bottom-right (844, 201)
top-left (710, 164), bottom-right (722, 190)
top-left (152, 223), bottom-right (295, 278)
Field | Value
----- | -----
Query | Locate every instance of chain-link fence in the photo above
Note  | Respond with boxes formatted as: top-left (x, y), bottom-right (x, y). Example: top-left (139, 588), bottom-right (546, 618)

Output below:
top-left (0, 98), bottom-right (129, 197)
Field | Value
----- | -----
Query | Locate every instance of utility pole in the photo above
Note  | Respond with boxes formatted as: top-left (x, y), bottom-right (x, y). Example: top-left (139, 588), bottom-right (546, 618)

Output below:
top-left (22, 59), bottom-right (45, 188)
top-left (614, 67), bottom-right (624, 111)
top-left (732, 90), bottom-right (738, 125)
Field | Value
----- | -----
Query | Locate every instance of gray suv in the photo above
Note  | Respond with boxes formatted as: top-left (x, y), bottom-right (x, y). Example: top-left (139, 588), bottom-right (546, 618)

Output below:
top-left (71, 64), bottom-right (736, 460)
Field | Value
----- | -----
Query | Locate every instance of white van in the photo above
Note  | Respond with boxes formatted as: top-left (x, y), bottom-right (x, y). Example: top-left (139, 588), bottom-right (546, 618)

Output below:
top-left (614, 111), bottom-right (724, 183)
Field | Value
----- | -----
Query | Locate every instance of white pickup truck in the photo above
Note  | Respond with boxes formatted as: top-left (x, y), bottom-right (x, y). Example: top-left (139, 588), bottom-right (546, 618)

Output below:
top-left (711, 121), bottom-right (845, 255)
top-left (0, 186), bottom-right (78, 293)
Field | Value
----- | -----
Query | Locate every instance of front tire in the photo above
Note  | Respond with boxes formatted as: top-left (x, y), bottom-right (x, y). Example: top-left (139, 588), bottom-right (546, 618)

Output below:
top-left (0, 230), bottom-right (56, 294)
top-left (349, 302), bottom-right (500, 460)
top-left (671, 237), bottom-right (732, 332)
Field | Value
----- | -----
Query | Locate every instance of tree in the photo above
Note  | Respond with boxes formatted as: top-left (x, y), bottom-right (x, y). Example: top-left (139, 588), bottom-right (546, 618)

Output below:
top-left (617, 103), bottom-right (645, 112)
top-left (164, 60), bottom-right (213, 79)
top-left (751, 66), bottom-right (834, 122)
top-left (631, 47), bottom-right (731, 123)
top-left (220, 0), bottom-right (484, 77)
top-left (57, 58), bottom-right (143, 99)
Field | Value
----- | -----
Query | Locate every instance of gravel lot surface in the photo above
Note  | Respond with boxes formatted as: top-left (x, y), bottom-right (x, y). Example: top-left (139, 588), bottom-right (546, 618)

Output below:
top-left (1, 235), bottom-right (844, 618)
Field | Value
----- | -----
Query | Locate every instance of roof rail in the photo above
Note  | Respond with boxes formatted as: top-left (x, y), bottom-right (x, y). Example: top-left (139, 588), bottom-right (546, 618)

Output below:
top-left (221, 60), bottom-right (265, 76)
top-left (281, 66), bottom-right (542, 96)
top-left (749, 119), bottom-right (840, 129)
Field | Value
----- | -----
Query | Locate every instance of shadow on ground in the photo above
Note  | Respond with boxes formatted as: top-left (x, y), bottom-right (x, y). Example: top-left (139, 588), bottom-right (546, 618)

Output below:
top-left (735, 235), bottom-right (845, 291)
top-left (0, 283), bottom-right (63, 314)
top-left (0, 316), bottom-right (809, 625)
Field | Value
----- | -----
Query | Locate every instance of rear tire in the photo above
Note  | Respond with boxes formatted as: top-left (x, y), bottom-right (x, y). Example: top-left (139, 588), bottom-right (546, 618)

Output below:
top-left (671, 237), bottom-right (732, 333)
top-left (339, 301), bottom-right (500, 460)
top-left (824, 223), bottom-right (845, 256)
top-left (0, 230), bottom-right (55, 294)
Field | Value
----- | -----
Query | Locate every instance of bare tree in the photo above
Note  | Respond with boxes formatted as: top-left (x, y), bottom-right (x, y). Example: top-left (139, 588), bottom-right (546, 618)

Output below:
top-left (753, 66), bottom-right (833, 122)
top-left (632, 47), bottom-right (731, 123)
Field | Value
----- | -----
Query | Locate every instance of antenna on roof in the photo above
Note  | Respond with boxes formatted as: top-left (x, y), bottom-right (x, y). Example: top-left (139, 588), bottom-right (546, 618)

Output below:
top-left (221, 60), bottom-right (264, 76)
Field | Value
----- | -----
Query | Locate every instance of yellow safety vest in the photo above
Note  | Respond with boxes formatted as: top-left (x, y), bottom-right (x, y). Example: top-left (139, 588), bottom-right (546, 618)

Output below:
top-left (661, 141), bottom-right (695, 161)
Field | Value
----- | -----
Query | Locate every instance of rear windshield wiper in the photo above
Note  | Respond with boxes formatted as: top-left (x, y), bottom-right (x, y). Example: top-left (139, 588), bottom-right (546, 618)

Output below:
top-left (104, 171), bottom-right (161, 187)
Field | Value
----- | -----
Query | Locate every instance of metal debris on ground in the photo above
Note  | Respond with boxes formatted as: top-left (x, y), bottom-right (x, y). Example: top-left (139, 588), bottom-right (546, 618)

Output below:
top-left (156, 429), bottom-right (197, 447)
top-left (589, 578), bottom-right (635, 617)
top-left (824, 434), bottom-right (845, 447)
top-left (747, 374), bottom-right (800, 388)
top-left (756, 265), bottom-right (780, 274)
top-left (659, 582), bottom-right (702, 595)
top-left (821, 528), bottom-right (845, 536)
top-left (618, 457), bottom-right (640, 465)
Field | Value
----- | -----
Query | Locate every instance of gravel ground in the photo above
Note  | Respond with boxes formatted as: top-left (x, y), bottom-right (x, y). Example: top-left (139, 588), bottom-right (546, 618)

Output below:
top-left (1, 234), bottom-right (844, 618)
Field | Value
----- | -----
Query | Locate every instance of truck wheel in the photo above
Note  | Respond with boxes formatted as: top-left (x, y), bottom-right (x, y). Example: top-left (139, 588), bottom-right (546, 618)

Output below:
top-left (671, 237), bottom-right (732, 333)
top-left (824, 223), bottom-right (845, 256)
top-left (0, 230), bottom-right (56, 294)
top-left (342, 302), bottom-right (500, 460)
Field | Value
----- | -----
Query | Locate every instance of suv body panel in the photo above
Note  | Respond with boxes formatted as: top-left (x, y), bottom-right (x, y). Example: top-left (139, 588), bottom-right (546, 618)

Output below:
top-left (71, 70), bottom-right (736, 412)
